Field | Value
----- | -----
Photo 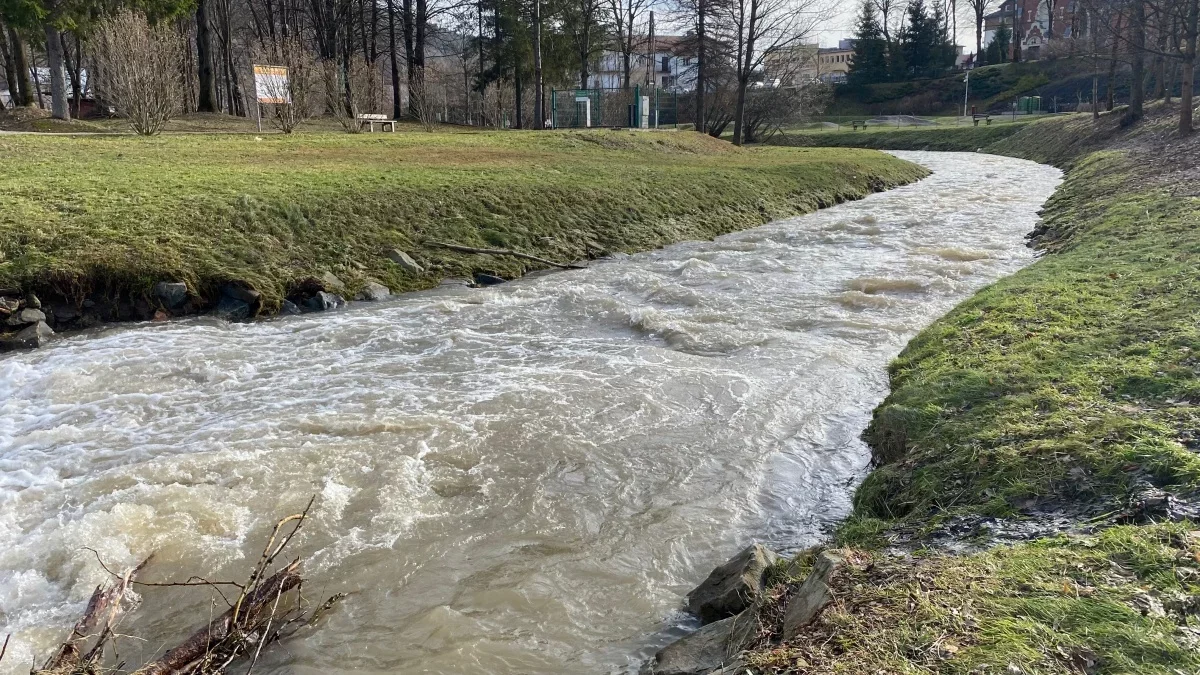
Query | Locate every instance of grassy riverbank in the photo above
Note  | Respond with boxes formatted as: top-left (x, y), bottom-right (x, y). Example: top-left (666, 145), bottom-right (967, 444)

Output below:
top-left (737, 105), bottom-right (1200, 673)
top-left (0, 130), bottom-right (924, 312)
top-left (768, 119), bottom-right (1035, 151)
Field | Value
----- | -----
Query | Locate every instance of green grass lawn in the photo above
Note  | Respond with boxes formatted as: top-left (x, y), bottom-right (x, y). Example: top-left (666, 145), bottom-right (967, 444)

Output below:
top-left (0, 129), bottom-right (925, 309)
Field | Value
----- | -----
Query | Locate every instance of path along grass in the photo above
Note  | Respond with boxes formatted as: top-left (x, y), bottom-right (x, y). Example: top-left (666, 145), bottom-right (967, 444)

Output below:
top-left (741, 106), bottom-right (1200, 674)
top-left (0, 129), bottom-right (925, 308)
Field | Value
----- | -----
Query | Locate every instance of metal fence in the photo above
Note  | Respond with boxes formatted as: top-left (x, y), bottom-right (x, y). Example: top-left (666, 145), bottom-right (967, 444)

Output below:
top-left (549, 86), bottom-right (679, 130)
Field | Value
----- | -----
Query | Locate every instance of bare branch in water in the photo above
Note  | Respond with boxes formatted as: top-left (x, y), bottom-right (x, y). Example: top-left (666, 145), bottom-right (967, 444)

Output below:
top-left (30, 497), bottom-right (341, 675)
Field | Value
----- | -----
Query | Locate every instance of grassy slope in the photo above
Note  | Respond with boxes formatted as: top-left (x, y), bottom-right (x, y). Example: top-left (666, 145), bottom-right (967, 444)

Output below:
top-left (769, 121), bottom-right (1033, 151)
top-left (743, 106), bottom-right (1200, 674)
top-left (0, 130), bottom-right (926, 309)
top-left (825, 58), bottom-right (1131, 117)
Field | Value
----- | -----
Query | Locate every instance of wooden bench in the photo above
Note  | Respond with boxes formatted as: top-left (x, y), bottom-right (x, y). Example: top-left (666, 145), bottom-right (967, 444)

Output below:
top-left (357, 113), bottom-right (396, 132)
top-left (972, 113), bottom-right (992, 126)
top-left (851, 120), bottom-right (867, 130)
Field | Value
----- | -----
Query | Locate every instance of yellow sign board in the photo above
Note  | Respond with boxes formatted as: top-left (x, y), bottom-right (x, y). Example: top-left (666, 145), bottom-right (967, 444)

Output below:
top-left (253, 65), bottom-right (290, 104)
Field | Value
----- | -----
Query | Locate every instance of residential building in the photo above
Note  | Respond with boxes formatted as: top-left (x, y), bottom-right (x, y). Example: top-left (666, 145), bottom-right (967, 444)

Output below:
top-left (984, 0), bottom-right (1084, 61)
top-left (591, 35), bottom-right (697, 92)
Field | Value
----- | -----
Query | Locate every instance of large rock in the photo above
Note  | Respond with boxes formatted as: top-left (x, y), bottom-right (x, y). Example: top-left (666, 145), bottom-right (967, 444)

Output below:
top-left (48, 304), bottom-right (79, 326)
top-left (386, 249), bottom-right (424, 274)
top-left (781, 550), bottom-right (845, 639)
top-left (473, 272), bottom-right (506, 287)
top-left (686, 544), bottom-right (779, 624)
top-left (320, 271), bottom-right (346, 293)
top-left (645, 609), bottom-right (759, 675)
top-left (1, 321), bottom-right (54, 350)
top-left (6, 308), bottom-right (47, 327)
top-left (153, 281), bottom-right (189, 308)
top-left (302, 291), bottom-right (345, 312)
top-left (214, 295), bottom-right (252, 322)
top-left (356, 281), bottom-right (391, 302)
top-left (220, 284), bottom-right (262, 307)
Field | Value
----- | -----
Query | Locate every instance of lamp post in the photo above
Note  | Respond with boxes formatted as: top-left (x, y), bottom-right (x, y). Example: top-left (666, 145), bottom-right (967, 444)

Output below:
top-left (963, 70), bottom-right (970, 118)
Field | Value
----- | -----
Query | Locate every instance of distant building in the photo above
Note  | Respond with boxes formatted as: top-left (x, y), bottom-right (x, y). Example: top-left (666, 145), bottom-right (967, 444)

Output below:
top-left (815, 45), bottom-right (854, 83)
top-left (984, 0), bottom-right (1084, 61)
top-left (592, 36), bottom-right (697, 92)
top-left (763, 43), bottom-right (820, 86)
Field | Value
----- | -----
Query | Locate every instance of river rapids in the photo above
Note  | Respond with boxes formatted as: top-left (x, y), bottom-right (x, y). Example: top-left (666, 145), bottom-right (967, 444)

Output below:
top-left (0, 151), bottom-right (1061, 673)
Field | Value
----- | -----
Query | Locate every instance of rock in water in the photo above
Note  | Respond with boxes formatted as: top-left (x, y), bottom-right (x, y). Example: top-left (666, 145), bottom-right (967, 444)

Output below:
top-left (356, 281), bottom-right (391, 302)
top-left (473, 273), bottom-right (506, 287)
top-left (280, 299), bottom-right (302, 315)
top-left (6, 308), bottom-right (47, 327)
top-left (220, 284), bottom-right (262, 307)
top-left (386, 249), bottom-right (424, 274)
top-left (302, 291), bottom-right (344, 312)
top-left (686, 544), bottom-right (779, 624)
top-left (2, 321), bottom-right (54, 350)
top-left (645, 609), bottom-right (759, 675)
top-left (153, 281), bottom-right (189, 308)
top-left (781, 550), bottom-right (845, 639)
top-left (214, 296), bottom-right (252, 322)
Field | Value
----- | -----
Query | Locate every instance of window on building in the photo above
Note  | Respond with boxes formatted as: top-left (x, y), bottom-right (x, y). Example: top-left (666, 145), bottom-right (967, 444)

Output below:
top-left (661, 56), bottom-right (670, 73)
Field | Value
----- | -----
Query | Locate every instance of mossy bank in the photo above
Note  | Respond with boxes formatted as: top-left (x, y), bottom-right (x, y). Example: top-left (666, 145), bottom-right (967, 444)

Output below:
top-left (648, 105), bottom-right (1200, 675)
top-left (0, 129), bottom-right (924, 345)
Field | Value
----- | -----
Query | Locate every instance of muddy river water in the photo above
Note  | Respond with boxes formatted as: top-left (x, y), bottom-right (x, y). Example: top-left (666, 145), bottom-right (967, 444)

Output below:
top-left (0, 151), bottom-right (1061, 673)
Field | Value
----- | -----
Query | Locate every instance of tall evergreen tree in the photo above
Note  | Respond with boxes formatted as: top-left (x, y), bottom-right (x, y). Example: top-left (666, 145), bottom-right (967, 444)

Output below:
top-left (848, 0), bottom-right (889, 85)
top-left (895, 0), bottom-right (955, 79)
top-left (985, 21), bottom-right (1010, 65)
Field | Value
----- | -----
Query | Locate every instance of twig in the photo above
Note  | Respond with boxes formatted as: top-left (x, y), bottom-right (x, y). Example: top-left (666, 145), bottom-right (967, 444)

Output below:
top-left (426, 241), bottom-right (587, 270)
top-left (0, 633), bottom-right (9, 664)
top-left (233, 497), bottom-right (314, 626)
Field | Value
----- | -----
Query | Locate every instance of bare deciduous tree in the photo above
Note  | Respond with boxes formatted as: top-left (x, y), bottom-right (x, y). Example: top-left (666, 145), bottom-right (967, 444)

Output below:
top-left (723, 0), bottom-right (826, 145)
top-left (91, 10), bottom-right (184, 135)
top-left (322, 54), bottom-right (375, 132)
top-left (408, 71), bottom-right (441, 131)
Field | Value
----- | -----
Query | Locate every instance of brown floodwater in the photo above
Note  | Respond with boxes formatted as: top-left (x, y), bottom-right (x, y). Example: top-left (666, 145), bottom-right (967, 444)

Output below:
top-left (0, 151), bottom-right (1060, 673)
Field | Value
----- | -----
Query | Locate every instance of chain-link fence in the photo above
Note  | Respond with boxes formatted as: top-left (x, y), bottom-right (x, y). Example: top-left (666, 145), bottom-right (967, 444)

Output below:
top-left (549, 87), bottom-right (679, 129)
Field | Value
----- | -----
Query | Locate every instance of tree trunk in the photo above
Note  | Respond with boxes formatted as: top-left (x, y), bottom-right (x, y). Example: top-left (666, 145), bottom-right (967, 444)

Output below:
top-left (731, 0), bottom-right (757, 147)
top-left (515, 68), bottom-right (523, 128)
top-left (975, 13), bottom-right (982, 65)
top-left (1151, 54), bottom-right (1165, 99)
top-left (1105, 31), bottom-right (1119, 111)
top-left (1182, 55), bottom-right (1195, 134)
top-left (197, 0), bottom-right (217, 113)
top-left (1123, 0), bottom-right (1144, 124)
top-left (0, 24), bottom-right (16, 108)
top-left (1182, 0), bottom-right (1198, 134)
top-left (388, 0), bottom-right (402, 119)
top-left (694, 0), bottom-right (706, 133)
top-left (534, 0), bottom-right (543, 128)
top-left (44, 23), bottom-right (70, 120)
top-left (403, 0), bottom-right (414, 116)
top-left (63, 32), bottom-right (81, 118)
top-left (415, 0), bottom-right (426, 76)
top-left (6, 27), bottom-right (32, 106)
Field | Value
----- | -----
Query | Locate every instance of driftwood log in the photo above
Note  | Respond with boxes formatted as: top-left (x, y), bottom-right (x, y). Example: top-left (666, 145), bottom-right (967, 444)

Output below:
top-left (426, 241), bottom-right (588, 270)
top-left (19, 499), bottom-right (338, 675)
